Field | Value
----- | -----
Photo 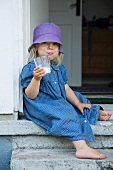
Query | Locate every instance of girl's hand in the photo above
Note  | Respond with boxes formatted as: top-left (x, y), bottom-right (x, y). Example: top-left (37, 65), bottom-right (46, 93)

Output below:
top-left (33, 66), bottom-right (46, 81)
top-left (77, 102), bottom-right (91, 115)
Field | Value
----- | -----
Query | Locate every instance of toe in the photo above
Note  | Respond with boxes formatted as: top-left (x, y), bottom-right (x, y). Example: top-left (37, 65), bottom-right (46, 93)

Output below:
top-left (99, 153), bottom-right (106, 159)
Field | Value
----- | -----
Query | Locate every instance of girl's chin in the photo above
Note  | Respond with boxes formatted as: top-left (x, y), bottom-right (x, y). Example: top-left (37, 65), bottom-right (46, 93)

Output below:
top-left (48, 56), bottom-right (53, 60)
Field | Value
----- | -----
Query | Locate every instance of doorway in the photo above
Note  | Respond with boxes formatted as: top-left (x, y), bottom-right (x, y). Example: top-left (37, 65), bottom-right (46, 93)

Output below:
top-left (49, 0), bottom-right (113, 94)
top-left (81, 0), bottom-right (113, 93)
top-left (27, 0), bottom-right (113, 94)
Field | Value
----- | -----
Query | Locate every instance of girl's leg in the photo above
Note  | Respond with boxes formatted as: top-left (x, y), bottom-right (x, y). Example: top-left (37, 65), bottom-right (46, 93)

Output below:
top-left (98, 110), bottom-right (112, 121)
top-left (72, 140), bottom-right (106, 159)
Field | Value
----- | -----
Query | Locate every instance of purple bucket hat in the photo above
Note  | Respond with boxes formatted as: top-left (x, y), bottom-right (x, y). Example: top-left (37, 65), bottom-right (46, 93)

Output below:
top-left (29, 23), bottom-right (63, 53)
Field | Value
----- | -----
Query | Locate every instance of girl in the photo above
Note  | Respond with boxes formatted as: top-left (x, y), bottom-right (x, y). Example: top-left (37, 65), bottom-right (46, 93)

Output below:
top-left (20, 23), bottom-right (112, 159)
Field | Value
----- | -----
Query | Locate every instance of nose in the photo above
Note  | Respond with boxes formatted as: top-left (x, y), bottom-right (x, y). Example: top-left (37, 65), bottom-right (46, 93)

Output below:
top-left (47, 43), bottom-right (53, 49)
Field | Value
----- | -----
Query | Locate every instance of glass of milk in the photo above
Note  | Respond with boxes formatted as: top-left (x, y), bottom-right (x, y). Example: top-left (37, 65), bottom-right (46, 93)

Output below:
top-left (34, 56), bottom-right (51, 73)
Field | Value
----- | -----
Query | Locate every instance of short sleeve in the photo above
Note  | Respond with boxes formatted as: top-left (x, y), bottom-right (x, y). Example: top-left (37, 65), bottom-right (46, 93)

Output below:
top-left (59, 64), bottom-right (68, 84)
top-left (20, 62), bottom-right (35, 88)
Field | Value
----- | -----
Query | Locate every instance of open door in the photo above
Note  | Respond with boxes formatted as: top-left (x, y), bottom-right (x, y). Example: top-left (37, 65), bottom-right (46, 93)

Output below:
top-left (49, 0), bottom-right (82, 86)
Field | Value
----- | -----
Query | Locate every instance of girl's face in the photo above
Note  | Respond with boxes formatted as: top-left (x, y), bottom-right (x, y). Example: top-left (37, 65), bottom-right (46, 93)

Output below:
top-left (36, 42), bottom-right (60, 60)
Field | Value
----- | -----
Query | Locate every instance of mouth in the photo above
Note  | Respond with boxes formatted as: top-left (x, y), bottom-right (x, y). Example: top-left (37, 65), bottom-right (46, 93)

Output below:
top-left (47, 52), bottom-right (53, 55)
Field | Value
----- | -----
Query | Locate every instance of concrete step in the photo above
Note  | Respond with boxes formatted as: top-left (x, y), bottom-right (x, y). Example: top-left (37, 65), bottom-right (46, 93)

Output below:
top-left (0, 112), bottom-right (18, 121)
top-left (0, 120), bottom-right (113, 149)
top-left (10, 149), bottom-right (113, 170)
top-left (0, 120), bottom-right (113, 136)
top-left (12, 134), bottom-right (113, 150)
top-left (9, 104), bottom-right (113, 169)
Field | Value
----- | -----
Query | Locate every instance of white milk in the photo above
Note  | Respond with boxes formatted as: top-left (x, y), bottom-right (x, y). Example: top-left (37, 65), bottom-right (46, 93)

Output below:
top-left (43, 67), bottom-right (51, 73)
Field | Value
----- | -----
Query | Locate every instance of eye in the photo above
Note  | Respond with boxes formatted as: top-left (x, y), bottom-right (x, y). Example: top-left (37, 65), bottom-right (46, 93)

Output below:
top-left (53, 42), bottom-right (59, 45)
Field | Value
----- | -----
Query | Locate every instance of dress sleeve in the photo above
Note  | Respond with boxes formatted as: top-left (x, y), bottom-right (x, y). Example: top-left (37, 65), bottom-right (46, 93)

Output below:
top-left (20, 62), bottom-right (34, 89)
top-left (60, 64), bottom-right (68, 84)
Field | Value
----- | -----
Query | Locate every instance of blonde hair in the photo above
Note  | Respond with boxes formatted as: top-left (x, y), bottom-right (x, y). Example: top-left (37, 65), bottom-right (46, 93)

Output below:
top-left (27, 44), bottom-right (64, 66)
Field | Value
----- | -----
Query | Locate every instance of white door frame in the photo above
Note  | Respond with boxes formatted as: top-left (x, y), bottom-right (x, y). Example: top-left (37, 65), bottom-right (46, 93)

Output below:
top-left (13, 0), bottom-right (25, 112)
top-left (13, 0), bottom-right (30, 113)
top-left (18, 0), bottom-right (31, 112)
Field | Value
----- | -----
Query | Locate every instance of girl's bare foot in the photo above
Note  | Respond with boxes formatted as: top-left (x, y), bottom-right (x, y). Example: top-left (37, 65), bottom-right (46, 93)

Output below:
top-left (98, 110), bottom-right (112, 121)
top-left (73, 140), bottom-right (106, 160)
top-left (76, 146), bottom-right (106, 159)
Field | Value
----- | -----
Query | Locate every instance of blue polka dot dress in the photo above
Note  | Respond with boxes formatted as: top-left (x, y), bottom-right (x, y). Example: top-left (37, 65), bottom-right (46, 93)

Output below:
top-left (20, 61), bottom-right (100, 142)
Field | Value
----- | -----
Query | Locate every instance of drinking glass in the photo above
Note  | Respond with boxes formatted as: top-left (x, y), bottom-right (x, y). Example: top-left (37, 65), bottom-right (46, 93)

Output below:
top-left (34, 56), bottom-right (51, 73)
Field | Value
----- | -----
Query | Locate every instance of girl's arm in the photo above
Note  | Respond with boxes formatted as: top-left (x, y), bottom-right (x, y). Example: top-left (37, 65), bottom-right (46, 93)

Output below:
top-left (65, 84), bottom-right (91, 114)
top-left (25, 77), bottom-right (41, 99)
top-left (65, 84), bottom-right (80, 106)
top-left (25, 66), bottom-right (46, 99)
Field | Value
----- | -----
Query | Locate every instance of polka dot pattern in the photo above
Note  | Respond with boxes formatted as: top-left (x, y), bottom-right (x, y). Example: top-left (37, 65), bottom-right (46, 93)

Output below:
top-left (20, 61), bottom-right (100, 142)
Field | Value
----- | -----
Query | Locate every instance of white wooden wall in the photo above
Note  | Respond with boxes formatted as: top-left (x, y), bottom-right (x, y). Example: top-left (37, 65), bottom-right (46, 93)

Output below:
top-left (0, 0), bottom-right (49, 114)
top-left (0, 0), bottom-right (23, 113)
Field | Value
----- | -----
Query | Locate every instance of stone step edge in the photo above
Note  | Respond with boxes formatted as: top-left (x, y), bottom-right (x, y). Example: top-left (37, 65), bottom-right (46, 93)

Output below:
top-left (11, 148), bottom-right (113, 160)
top-left (85, 95), bottom-right (113, 99)
top-left (0, 120), bottom-right (113, 136)
top-left (10, 149), bottom-right (113, 170)
top-left (12, 135), bottom-right (113, 150)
